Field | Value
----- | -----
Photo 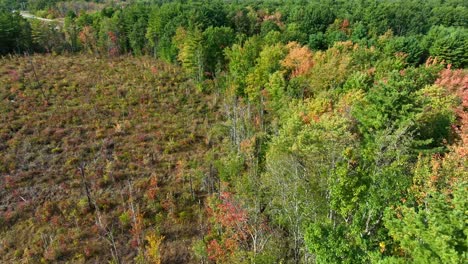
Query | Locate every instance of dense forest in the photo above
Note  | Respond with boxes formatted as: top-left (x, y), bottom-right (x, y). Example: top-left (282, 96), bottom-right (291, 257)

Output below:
top-left (0, 0), bottom-right (467, 263)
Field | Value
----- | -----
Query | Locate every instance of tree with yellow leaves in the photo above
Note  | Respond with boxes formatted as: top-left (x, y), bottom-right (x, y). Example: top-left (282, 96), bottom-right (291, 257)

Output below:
top-left (145, 232), bottom-right (164, 264)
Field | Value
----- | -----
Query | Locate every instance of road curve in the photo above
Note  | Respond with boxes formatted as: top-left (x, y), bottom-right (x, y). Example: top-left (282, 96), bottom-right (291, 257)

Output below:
top-left (19, 11), bottom-right (64, 24)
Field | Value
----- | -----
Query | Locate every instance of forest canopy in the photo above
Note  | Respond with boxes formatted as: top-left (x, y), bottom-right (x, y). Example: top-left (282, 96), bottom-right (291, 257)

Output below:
top-left (0, 0), bottom-right (467, 263)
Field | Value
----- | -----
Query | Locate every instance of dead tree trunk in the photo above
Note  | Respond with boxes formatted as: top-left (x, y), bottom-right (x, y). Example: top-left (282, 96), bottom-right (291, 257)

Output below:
top-left (78, 163), bottom-right (94, 211)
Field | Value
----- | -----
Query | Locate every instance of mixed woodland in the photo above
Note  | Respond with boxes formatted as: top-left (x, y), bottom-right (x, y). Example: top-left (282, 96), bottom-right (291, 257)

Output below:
top-left (0, 0), bottom-right (467, 263)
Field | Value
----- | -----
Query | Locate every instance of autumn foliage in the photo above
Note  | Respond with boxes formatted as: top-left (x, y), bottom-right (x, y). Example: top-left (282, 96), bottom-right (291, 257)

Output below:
top-left (281, 42), bottom-right (314, 78)
top-left (436, 66), bottom-right (468, 157)
top-left (205, 192), bottom-right (248, 261)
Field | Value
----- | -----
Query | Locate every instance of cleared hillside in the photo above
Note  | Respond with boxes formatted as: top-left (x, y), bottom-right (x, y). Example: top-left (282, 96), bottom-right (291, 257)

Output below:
top-left (0, 54), bottom-right (223, 263)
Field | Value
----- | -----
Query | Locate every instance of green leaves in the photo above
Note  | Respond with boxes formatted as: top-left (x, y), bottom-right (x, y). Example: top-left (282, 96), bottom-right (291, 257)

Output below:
top-left (225, 35), bottom-right (262, 96)
top-left (202, 26), bottom-right (235, 74)
top-left (305, 222), bottom-right (364, 264)
top-left (382, 35), bottom-right (424, 65)
top-left (424, 26), bottom-right (468, 68)
top-left (0, 12), bottom-right (32, 54)
top-left (245, 44), bottom-right (286, 102)
top-left (175, 26), bottom-right (235, 80)
top-left (174, 27), bottom-right (204, 81)
top-left (383, 156), bottom-right (468, 264)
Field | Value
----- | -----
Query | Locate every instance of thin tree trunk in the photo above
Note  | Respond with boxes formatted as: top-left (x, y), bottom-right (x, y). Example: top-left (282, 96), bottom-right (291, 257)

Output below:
top-left (78, 163), bottom-right (94, 211)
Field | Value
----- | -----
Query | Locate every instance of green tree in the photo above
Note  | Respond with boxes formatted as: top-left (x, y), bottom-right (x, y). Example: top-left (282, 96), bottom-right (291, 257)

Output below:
top-left (263, 98), bottom-right (357, 262)
top-left (383, 35), bottom-right (424, 65)
top-left (381, 153), bottom-right (467, 264)
top-left (245, 44), bottom-right (286, 102)
top-left (174, 27), bottom-right (204, 81)
top-left (0, 12), bottom-right (31, 54)
top-left (30, 20), bottom-right (65, 53)
top-left (287, 2), bottom-right (335, 36)
top-left (64, 13), bottom-right (79, 51)
top-left (260, 20), bottom-right (280, 38)
top-left (97, 15), bottom-right (121, 56)
top-left (430, 5), bottom-right (468, 28)
top-left (202, 26), bottom-right (235, 75)
top-left (186, 0), bottom-right (228, 30)
top-left (229, 6), bottom-right (260, 36)
top-left (122, 4), bottom-right (149, 55)
top-left (225, 35), bottom-right (263, 96)
top-left (128, 17), bottom-right (147, 55)
top-left (423, 26), bottom-right (468, 68)
top-left (146, 2), bottom-right (185, 61)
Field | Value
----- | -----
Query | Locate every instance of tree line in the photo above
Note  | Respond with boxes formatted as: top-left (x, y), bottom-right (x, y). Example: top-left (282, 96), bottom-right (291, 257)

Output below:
top-left (1, 0), bottom-right (467, 68)
top-left (0, 0), bottom-right (466, 263)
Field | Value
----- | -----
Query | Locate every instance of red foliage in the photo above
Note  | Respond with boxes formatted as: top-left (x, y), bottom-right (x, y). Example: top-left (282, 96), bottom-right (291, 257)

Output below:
top-left (78, 26), bottom-right (96, 51)
top-left (107, 31), bottom-right (118, 44)
top-left (340, 19), bottom-right (350, 31)
top-left (217, 192), bottom-right (248, 233)
top-left (161, 193), bottom-right (176, 219)
top-left (435, 66), bottom-right (468, 157)
top-left (84, 246), bottom-right (92, 257)
top-left (207, 239), bottom-right (225, 261)
top-left (3, 209), bottom-right (14, 222)
top-left (435, 65), bottom-right (468, 93)
top-left (109, 47), bottom-right (119, 57)
top-left (17, 200), bottom-right (29, 213)
top-left (50, 215), bottom-right (61, 226)
top-left (130, 213), bottom-right (144, 248)
top-left (146, 175), bottom-right (159, 200)
top-left (91, 224), bottom-right (100, 235)
top-left (130, 238), bottom-right (139, 248)
top-left (8, 70), bottom-right (19, 82)
top-left (205, 192), bottom-right (250, 261)
top-left (175, 160), bottom-right (185, 183)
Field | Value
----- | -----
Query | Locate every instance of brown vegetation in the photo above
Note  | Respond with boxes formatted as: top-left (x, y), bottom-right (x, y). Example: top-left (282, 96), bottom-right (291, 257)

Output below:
top-left (0, 54), bottom-right (223, 263)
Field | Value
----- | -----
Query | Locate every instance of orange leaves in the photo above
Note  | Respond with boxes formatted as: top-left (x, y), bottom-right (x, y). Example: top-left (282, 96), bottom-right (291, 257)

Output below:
top-left (261, 11), bottom-right (282, 22)
top-left (300, 112), bottom-right (311, 124)
top-left (161, 193), bottom-right (176, 218)
top-left (281, 42), bottom-right (314, 78)
top-left (78, 26), bottom-right (97, 52)
top-left (107, 31), bottom-right (118, 44)
top-left (435, 67), bottom-right (468, 157)
top-left (328, 18), bottom-right (351, 36)
top-left (301, 42), bottom-right (354, 93)
top-left (435, 66), bottom-right (468, 93)
top-left (299, 111), bottom-right (319, 124)
top-left (217, 192), bottom-right (248, 234)
top-left (261, 11), bottom-right (284, 28)
top-left (107, 31), bottom-right (120, 57)
top-left (205, 192), bottom-right (249, 262)
top-left (146, 174), bottom-right (160, 200)
top-left (424, 56), bottom-right (442, 68)
top-left (207, 239), bottom-right (226, 261)
top-left (340, 19), bottom-right (350, 31)
top-left (240, 137), bottom-right (255, 156)
top-left (130, 212), bottom-right (144, 248)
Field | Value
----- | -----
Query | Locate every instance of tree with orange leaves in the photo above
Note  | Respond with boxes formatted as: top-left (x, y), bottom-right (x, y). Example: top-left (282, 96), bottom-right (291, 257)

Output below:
top-left (281, 42), bottom-right (314, 78)
top-left (204, 192), bottom-right (248, 262)
top-left (78, 25), bottom-right (97, 54)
